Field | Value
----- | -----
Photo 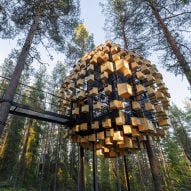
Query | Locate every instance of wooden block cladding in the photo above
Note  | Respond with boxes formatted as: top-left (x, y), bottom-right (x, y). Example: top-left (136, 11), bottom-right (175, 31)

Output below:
top-left (117, 83), bottom-right (132, 99)
top-left (72, 108), bottom-right (79, 115)
top-left (136, 71), bottom-right (145, 80)
top-left (96, 149), bottom-right (103, 156)
top-left (136, 84), bottom-right (145, 94)
top-left (144, 102), bottom-right (155, 111)
top-left (101, 61), bottom-right (114, 73)
top-left (146, 86), bottom-right (155, 97)
top-left (158, 118), bottom-right (171, 127)
top-left (97, 131), bottom-right (105, 140)
top-left (102, 118), bottom-right (112, 128)
top-left (141, 64), bottom-right (150, 74)
top-left (132, 101), bottom-right (141, 110)
top-left (146, 75), bottom-right (155, 85)
top-left (105, 129), bottom-right (114, 137)
top-left (92, 121), bottom-right (99, 129)
top-left (80, 123), bottom-right (88, 131)
top-left (87, 74), bottom-right (94, 83)
top-left (89, 87), bottom-right (98, 97)
top-left (81, 105), bottom-right (89, 113)
top-left (112, 53), bottom-right (121, 62)
top-left (105, 137), bottom-right (113, 145)
top-left (138, 118), bottom-right (154, 132)
top-left (79, 69), bottom-right (86, 77)
top-left (132, 128), bottom-right (140, 137)
top-left (110, 100), bottom-right (124, 109)
top-left (111, 45), bottom-right (120, 54)
top-left (130, 62), bottom-right (139, 71)
top-left (131, 117), bottom-right (141, 126)
top-left (104, 84), bottom-right (112, 95)
top-left (123, 125), bottom-right (132, 135)
top-left (88, 134), bottom-right (96, 142)
top-left (115, 59), bottom-right (129, 72)
top-left (76, 79), bottom-right (84, 87)
top-left (113, 131), bottom-right (124, 141)
top-left (87, 64), bottom-right (94, 72)
top-left (78, 90), bottom-right (86, 99)
top-left (119, 137), bottom-right (133, 148)
top-left (101, 71), bottom-right (109, 81)
top-left (93, 102), bottom-right (102, 110)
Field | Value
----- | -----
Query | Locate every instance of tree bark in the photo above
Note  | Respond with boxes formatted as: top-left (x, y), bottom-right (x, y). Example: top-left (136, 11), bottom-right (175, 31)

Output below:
top-left (148, 0), bottom-right (191, 86)
top-left (0, 13), bottom-right (41, 136)
top-left (145, 136), bottom-right (163, 191)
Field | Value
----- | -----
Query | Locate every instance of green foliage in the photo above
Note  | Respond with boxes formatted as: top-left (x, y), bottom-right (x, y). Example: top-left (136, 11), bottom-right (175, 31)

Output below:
top-left (163, 132), bottom-right (191, 190)
top-left (66, 23), bottom-right (95, 67)
top-left (101, 0), bottom-right (191, 79)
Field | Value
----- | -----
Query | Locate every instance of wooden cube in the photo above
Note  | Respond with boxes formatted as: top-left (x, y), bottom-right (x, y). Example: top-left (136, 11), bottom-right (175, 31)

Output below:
top-left (93, 102), bottom-right (102, 110)
top-left (72, 108), bottom-right (79, 115)
top-left (112, 53), bottom-right (121, 62)
top-left (113, 131), bottom-right (124, 141)
top-left (158, 118), bottom-right (171, 127)
top-left (80, 123), bottom-right (88, 131)
top-left (115, 59), bottom-right (129, 72)
top-left (79, 69), bottom-right (86, 77)
top-left (105, 137), bottom-right (113, 145)
top-left (146, 75), bottom-right (155, 85)
top-left (76, 79), bottom-right (84, 87)
top-left (117, 83), bottom-right (132, 98)
top-left (96, 149), bottom-right (103, 156)
top-left (111, 45), bottom-right (120, 54)
top-left (104, 85), bottom-right (112, 95)
top-left (131, 117), bottom-right (141, 126)
top-left (110, 100), bottom-right (124, 109)
top-left (78, 90), bottom-right (86, 99)
top-left (119, 137), bottom-right (133, 148)
top-left (144, 102), bottom-right (155, 111)
top-left (87, 74), bottom-right (94, 83)
top-left (101, 71), bottom-right (109, 81)
top-left (105, 129), bottom-right (114, 137)
top-left (132, 101), bottom-right (141, 110)
top-left (136, 84), bottom-right (145, 94)
top-left (97, 131), bottom-right (105, 140)
top-left (141, 64), bottom-right (150, 74)
top-left (102, 118), bottom-right (112, 128)
top-left (87, 64), bottom-right (94, 72)
top-left (89, 87), bottom-right (98, 97)
top-left (101, 61), bottom-right (114, 73)
top-left (74, 125), bottom-right (80, 132)
top-left (147, 86), bottom-right (155, 97)
top-left (138, 118), bottom-right (154, 132)
top-left (90, 56), bottom-right (97, 65)
top-left (136, 71), bottom-right (145, 80)
top-left (131, 62), bottom-right (139, 71)
top-left (88, 134), bottom-right (96, 142)
top-left (123, 125), bottom-right (132, 135)
top-left (92, 121), bottom-right (99, 129)
top-left (81, 105), bottom-right (89, 113)
top-left (132, 128), bottom-right (140, 137)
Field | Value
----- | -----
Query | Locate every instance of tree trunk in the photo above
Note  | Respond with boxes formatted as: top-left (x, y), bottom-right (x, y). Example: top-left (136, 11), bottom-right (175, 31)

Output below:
top-left (171, 117), bottom-right (191, 162)
top-left (148, 0), bottom-right (191, 86)
top-left (14, 119), bottom-right (32, 188)
top-left (122, 156), bottom-right (130, 191)
top-left (145, 136), bottom-right (163, 191)
top-left (0, 13), bottom-right (41, 136)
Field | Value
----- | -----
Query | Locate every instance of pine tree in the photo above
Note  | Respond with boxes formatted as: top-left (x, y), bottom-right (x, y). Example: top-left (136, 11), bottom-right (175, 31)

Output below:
top-left (101, 0), bottom-right (191, 85)
top-left (0, 0), bottom-right (80, 135)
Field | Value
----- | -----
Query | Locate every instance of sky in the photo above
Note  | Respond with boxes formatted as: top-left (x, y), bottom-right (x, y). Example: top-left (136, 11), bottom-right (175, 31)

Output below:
top-left (0, 0), bottom-right (190, 109)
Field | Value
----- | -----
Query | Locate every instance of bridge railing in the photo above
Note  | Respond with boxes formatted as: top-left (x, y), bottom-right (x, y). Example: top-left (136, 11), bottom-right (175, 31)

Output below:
top-left (0, 75), bottom-right (71, 117)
